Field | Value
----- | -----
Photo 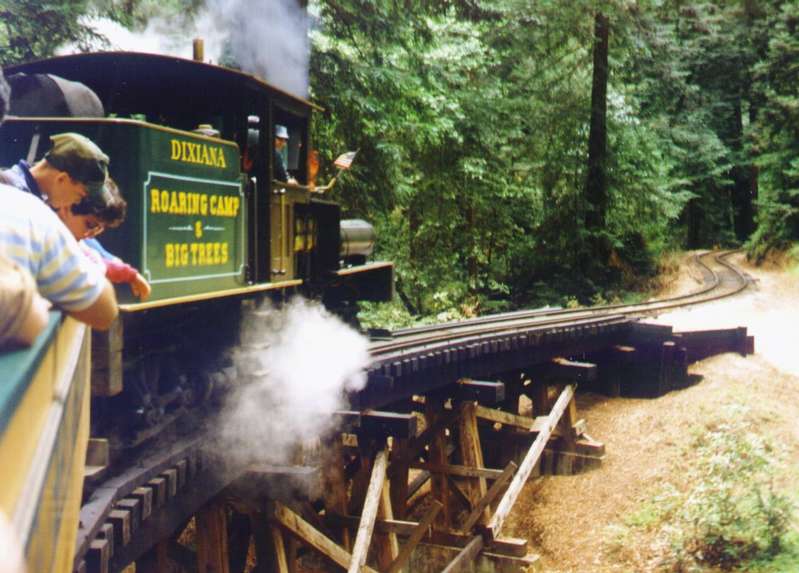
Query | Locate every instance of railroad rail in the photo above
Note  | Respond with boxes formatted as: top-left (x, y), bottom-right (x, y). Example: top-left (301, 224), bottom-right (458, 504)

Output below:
top-left (73, 250), bottom-right (754, 573)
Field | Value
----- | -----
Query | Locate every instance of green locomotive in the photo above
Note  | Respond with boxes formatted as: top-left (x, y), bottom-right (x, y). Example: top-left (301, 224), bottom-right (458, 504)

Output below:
top-left (0, 52), bottom-right (393, 449)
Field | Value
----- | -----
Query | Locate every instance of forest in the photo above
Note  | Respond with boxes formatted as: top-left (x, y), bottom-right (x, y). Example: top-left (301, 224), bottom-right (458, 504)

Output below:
top-left (2, 0), bottom-right (798, 325)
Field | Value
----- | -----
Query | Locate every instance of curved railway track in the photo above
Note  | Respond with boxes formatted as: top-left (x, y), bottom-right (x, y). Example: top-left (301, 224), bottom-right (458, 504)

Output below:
top-left (73, 250), bottom-right (751, 572)
top-left (373, 249), bottom-right (749, 355)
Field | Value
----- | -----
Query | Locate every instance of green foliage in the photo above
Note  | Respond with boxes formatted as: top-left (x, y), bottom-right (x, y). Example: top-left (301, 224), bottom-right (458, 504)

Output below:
top-left (0, 0), bottom-right (106, 64)
top-left (747, 2), bottom-right (799, 260)
top-left (615, 405), bottom-right (795, 572)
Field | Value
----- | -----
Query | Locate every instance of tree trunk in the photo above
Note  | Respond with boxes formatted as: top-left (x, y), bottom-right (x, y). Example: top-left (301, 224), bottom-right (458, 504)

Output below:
top-left (585, 12), bottom-right (610, 246)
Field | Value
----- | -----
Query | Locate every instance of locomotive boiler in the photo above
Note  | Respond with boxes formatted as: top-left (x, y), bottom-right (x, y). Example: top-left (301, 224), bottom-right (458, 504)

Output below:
top-left (0, 51), bottom-right (393, 452)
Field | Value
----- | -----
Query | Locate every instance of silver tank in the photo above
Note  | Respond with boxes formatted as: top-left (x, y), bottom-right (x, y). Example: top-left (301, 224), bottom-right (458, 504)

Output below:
top-left (340, 219), bottom-right (375, 258)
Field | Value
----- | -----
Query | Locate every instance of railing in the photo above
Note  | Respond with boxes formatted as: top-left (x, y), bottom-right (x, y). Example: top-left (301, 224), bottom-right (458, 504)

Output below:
top-left (0, 313), bottom-right (91, 573)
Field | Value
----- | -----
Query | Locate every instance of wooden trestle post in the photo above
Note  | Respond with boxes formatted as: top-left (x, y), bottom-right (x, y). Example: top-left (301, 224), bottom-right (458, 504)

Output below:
top-left (322, 439), bottom-right (353, 550)
top-left (497, 371), bottom-right (523, 415)
top-left (425, 396), bottom-right (451, 530)
top-left (376, 481), bottom-right (400, 570)
top-left (196, 500), bottom-right (230, 573)
top-left (389, 438), bottom-right (410, 520)
top-left (457, 402), bottom-right (490, 527)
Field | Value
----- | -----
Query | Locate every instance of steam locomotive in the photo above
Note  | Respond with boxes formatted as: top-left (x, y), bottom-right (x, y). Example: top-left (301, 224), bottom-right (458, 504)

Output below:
top-left (0, 51), bottom-right (393, 451)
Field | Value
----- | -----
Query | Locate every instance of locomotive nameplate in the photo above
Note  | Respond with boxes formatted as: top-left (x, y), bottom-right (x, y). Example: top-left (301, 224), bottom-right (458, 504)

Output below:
top-left (142, 172), bottom-right (245, 288)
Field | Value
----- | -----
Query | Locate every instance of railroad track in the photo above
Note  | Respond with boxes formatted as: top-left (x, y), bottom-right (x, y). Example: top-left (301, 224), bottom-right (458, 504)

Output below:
top-left (371, 249), bottom-right (749, 356)
top-left (74, 250), bottom-right (751, 573)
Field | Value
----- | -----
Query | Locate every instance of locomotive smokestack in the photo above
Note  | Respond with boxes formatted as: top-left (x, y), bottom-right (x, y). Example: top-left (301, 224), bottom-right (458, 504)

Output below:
top-left (193, 38), bottom-right (205, 62)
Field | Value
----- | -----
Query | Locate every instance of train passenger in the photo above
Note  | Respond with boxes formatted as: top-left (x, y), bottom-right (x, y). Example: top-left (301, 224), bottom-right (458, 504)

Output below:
top-left (0, 132), bottom-right (111, 209)
top-left (0, 187), bottom-right (118, 331)
top-left (0, 65), bottom-right (51, 349)
top-left (273, 124), bottom-right (297, 184)
top-left (56, 180), bottom-right (152, 301)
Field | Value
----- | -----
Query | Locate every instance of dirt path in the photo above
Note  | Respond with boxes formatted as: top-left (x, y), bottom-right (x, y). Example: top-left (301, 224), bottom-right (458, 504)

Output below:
top-left (505, 253), bottom-right (799, 572)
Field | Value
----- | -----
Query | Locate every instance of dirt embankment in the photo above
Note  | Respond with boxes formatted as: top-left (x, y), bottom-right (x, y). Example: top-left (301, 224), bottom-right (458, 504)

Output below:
top-left (506, 253), bottom-right (799, 573)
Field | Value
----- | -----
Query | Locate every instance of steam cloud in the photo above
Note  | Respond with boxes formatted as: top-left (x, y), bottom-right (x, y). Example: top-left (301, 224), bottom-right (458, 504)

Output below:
top-left (58, 0), bottom-right (309, 97)
top-left (215, 298), bottom-right (370, 467)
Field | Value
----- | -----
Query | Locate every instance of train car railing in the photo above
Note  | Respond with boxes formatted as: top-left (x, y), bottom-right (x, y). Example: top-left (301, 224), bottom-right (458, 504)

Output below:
top-left (0, 313), bottom-right (91, 573)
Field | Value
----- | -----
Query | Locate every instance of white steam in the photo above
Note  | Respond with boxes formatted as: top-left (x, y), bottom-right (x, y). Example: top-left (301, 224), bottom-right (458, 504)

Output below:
top-left (58, 0), bottom-right (309, 97)
top-left (216, 298), bottom-right (370, 466)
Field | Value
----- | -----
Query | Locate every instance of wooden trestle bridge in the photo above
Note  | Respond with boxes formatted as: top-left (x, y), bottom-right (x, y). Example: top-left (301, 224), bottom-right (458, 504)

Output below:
top-left (74, 251), bottom-right (754, 573)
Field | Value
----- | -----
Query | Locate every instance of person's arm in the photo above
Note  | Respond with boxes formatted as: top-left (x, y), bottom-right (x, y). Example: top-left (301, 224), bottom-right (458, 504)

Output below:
top-left (129, 272), bottom-right (152, 301)
top-left (66, 279), bottom-right (118, 330)
top-left (13, 293), bottom-right (50, 344)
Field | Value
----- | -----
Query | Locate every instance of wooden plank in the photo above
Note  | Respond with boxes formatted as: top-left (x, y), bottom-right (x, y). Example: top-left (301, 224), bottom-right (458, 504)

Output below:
top-left (461, 461), bottom-right (517, 532)
top-left (322, 440), bottom-right (353, 550)
top-left (440, 534), bottom-right (484, 573)
top-left (334, 410), bottom-right (418, 439)
top-left (86, 438), bottom-right (109, 468)
top-left (107, 509), bottom-right (131, 547)
top-left (176, 458), bottom-right (188, 489)
top-left (486, 385), bottom-right (575, 541)
top-left (407, 470), bottom-right (430, 499)
top-left (475, 404), bottom-right (534, 430)
top-left (387, 501), bottom-right (442, 573)
top-left (431, 532), bottom-right (528, 558)
top-left (531, 382), bottom-right (549, 417)
top-left (116, 498), bottom-right (142, 534)
top-left (272, 502), bottom-right (378, 573)
top-left (96, 523), bottom-right (114, 558)
top-left (87, 538), bottom-right (110, 573)
top-left (425, 399), bottom-right (451, 530)
top-left (131, 487), bottom-right (153, 521)
top-left (376, 481), bottom-right (399, 570)
top-left (196, 501), bottom-right (230, 573)
top-left (270, 524), bottom-right (290, 573)
top-left (147, 477), bottom-right (167, 508)
top-left (327, 514), bottom-right (528, 557)
top-left (389, 438), bottom-right (410, 520)
top-left (410, 462), bottom-right (504, 480)
top-left (548, 357), bottom-right (597, 383)
top-left (458, 402), bottom-right (489, 525)
top-left (455, 379), bottom-right (505, 404)
top-left (348, 449), bottom-right (389, 573)
top-left (161, 468), bottom-right (178, 498)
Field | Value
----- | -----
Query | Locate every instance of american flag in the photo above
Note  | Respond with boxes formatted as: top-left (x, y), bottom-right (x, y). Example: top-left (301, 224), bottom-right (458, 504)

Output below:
top-left (333, 150), bottom-right (358, 170)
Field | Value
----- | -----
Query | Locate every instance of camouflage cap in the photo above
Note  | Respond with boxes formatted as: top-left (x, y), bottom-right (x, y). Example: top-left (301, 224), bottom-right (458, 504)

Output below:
top-left (44, 132), bottom-right (112, 205)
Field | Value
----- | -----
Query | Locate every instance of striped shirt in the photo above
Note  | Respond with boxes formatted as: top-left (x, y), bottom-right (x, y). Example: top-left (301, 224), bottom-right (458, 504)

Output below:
top-left (0, 185), bottom-right (105, 311)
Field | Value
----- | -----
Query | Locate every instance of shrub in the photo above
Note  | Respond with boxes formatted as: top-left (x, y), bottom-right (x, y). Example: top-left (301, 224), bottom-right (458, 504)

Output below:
top-left (658, 407), bottom-right (794, 571)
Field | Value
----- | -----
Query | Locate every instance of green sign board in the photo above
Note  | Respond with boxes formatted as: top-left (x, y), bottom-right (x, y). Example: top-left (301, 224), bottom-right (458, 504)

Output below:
top-left (142, 171), bottom-right (245, 288)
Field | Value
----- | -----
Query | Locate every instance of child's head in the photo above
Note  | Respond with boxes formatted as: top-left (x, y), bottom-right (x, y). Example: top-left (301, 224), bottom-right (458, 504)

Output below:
top-left (58, 177), bottom-right (127, 240)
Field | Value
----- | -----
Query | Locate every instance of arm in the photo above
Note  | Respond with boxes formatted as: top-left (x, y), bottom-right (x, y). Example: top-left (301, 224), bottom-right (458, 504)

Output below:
top-left (67, 278), bottom-right (118, 330)
top-left (13, 293), bottom-right (51, 345)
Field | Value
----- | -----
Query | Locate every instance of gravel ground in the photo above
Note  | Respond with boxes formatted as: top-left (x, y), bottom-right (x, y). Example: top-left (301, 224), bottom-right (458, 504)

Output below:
top-left (505, 253), bottom-right (799, 572)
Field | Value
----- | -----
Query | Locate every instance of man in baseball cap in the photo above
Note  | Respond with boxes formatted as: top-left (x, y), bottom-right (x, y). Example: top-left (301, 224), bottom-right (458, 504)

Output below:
top-left (1, 132), bottom-right (112, 209)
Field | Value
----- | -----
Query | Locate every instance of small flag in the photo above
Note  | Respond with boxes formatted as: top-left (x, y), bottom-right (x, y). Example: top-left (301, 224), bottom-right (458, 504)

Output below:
top-left (333, 150), bottom-right (358, 170)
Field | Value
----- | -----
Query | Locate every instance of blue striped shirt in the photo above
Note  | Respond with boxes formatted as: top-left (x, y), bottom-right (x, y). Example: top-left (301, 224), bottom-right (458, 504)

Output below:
top-left (0, 185), bottom-right (105, 311)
